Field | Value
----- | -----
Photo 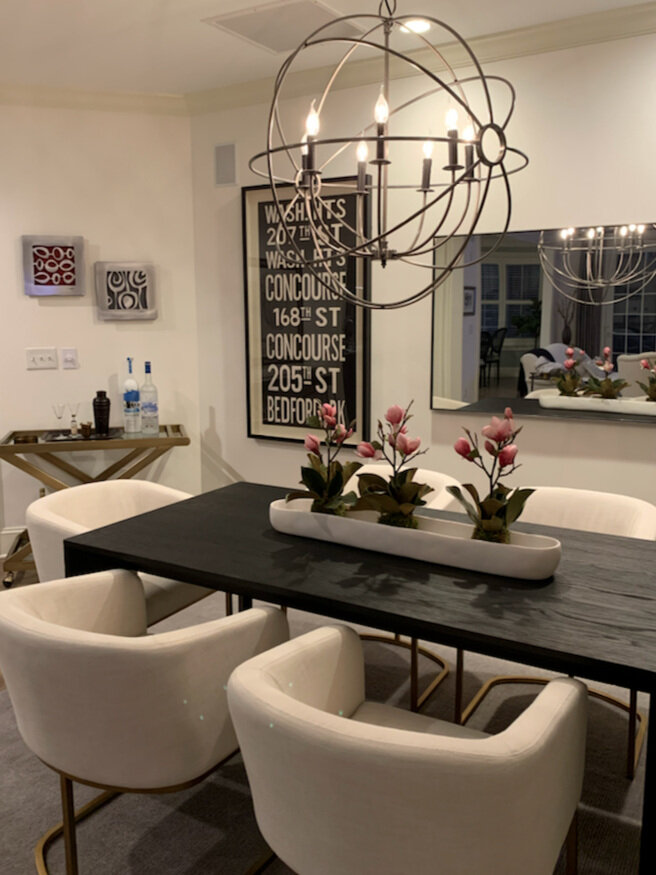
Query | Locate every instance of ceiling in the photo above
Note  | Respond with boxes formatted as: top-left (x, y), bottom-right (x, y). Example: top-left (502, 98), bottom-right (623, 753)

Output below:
top-left (0, 0), bottom-right (648, 97)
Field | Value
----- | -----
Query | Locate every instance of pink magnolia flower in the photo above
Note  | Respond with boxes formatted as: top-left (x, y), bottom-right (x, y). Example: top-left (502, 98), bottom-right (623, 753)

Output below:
top-left (498, 444), bottom-right (518, 468)
top-left (356, 441), bottom-right (381, 459)
top-left (484, 439), bottom-right (496, 456)
top-left (566, 347), bottom-right (574, 357)
top-left (321, 403), bottom-right (336, 418)
top-left (481, 416), bottom-right (513, 443)
top-left (454, 437), bottom-right (471, 458)
top-left (504, 407), bottom-right (514, 420)
top-left (578, 349), bottom-right (586, 357)
top-left (603, 346), bottom-right (611, 357)
top-left (603, 360), bottom-right (614, 373)
top-left (334, 424), bottom-right (353, 444)
top-left (396, 433), bottom-right (420, 455)
top-left (564, 358), bottom-right (575, 370)
top-left (641, 359), bottom-right (650, 370)
top-left (385, 405), bottom-right (405, 426)
top-left (304, 434), bottom-right (321, 456)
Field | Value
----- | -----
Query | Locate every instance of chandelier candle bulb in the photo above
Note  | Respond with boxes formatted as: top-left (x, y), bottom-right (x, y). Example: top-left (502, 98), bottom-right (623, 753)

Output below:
top-left (304, 102), bottom-right (319, 171)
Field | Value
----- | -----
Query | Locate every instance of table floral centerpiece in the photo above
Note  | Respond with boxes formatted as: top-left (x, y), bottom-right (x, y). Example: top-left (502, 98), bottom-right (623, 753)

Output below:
top-left (580, 347), bottom-right (628, 399)
top-left (286, 403), bottom-right (360, 516)
top-left (353, 402), bottom-right (432, 529)
top-left (448, 407), bottom-right (535, 544)
top-left (638, 358), bottom-right (656, 401)
top-left (553, 347), bottom-right (585, 396)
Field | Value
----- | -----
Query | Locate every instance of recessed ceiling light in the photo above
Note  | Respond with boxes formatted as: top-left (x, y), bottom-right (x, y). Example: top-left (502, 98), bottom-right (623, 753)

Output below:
top-left (401, 19), bottom-right (431, 34)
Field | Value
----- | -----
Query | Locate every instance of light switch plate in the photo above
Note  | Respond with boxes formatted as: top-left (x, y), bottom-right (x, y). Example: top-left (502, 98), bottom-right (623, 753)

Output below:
top-left (61, 347), bottom-right (79, 369)
top-left (26, 347), bottom-right (58, 370)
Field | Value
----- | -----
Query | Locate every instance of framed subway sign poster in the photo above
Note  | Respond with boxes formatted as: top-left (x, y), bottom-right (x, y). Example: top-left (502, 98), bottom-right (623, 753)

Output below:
top-left (243, 179), bottom-right (370, 443)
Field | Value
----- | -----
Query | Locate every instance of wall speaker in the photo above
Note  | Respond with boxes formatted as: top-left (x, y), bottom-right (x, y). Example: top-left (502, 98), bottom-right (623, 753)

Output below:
top-left (214, 143), bottom-right (236, 186)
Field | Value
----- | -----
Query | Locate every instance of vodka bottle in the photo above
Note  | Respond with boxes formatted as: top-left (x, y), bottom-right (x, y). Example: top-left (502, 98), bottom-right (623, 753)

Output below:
top-left (122, 357), bottom-right (141, 434)
top-left (140, 361), bottom-right (159, 436)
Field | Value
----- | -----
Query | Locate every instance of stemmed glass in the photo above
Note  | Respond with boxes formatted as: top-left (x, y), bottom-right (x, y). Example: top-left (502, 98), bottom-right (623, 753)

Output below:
top-left (52, 403), bottom-right (66, 438)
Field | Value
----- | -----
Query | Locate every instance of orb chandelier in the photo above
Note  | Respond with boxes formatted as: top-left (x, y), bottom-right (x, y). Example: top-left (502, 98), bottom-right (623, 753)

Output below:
top-left (537, 224), bottom-right (656, 306)
top-left (248, 0), bottom-right (528, 310)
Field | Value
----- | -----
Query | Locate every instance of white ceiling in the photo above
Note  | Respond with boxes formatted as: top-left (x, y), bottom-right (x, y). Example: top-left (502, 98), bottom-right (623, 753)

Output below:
top-left (0, 0), bottom-right (647, 96)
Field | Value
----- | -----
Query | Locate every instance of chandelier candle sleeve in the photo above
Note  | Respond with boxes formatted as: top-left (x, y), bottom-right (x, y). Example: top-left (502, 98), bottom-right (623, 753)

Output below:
top-left (421, 141), bottom-right (433, 191)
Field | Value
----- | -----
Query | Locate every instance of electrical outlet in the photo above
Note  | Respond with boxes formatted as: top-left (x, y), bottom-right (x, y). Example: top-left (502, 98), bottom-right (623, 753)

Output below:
top-left (61, 347), bottom-right (79, 369)
top-left (26, 347), bottom-right (58, 370)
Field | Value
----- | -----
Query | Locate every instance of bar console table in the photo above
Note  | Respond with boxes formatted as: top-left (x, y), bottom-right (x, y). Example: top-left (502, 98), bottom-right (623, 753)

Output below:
top-left (0, 425), bottom-right (190, 586)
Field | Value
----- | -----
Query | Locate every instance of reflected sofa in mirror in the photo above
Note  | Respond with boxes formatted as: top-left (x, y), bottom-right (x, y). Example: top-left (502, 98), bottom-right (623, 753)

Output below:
top-left (430, 225), bottom-right (656, 421)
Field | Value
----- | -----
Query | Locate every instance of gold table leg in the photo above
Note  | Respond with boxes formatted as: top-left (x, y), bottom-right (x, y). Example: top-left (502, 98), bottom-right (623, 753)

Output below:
top-left (359, 634), bottom-right (449, 711)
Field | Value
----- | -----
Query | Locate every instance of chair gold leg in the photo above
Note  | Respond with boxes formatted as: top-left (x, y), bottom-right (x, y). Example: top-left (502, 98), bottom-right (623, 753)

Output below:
top-left (35, 785), bottom-right (117, 875)
top-left (359, 634), bottom-right (449, 711)
top-left (455, 648), bottom-right (464, 724)
top-left (60, 775), bottom-right (78, 875)
top-left (462, 674), bottom-right (647, 778)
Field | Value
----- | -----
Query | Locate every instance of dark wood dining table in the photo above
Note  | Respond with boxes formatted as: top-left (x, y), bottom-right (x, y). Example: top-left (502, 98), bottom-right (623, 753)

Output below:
top-left (64, 481), bottom-right (656, 873)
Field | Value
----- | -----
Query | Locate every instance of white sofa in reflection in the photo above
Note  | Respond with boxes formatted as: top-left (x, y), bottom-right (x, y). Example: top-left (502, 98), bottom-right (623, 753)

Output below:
top-left (618, 352), bottom-right (656, 397)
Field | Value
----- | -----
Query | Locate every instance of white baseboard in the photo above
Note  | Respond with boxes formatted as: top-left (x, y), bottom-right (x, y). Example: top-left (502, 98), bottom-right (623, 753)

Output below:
top-left (0, 527), bottom-right (25, 561)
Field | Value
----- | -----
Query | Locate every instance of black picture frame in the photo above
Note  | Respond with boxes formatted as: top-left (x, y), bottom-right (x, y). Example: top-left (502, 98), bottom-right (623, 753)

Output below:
top-left (242, 178), bottom-right (370, 444)
top-left (463, 285), bottom-right (476, 315)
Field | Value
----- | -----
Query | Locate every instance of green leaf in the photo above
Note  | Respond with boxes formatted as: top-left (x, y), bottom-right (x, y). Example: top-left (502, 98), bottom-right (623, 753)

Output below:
top-left (357, 473), bottom-right (389, 495)
top-left (480, 497), bottom-right (505, 518)
top-left (305, 415), bottom-right (321, 428)
top-left (462, 482), bottom-right (481, 507)
top-left (341, 461), bottom-right (362, 486)
top-left (300, 466), bottom-right (327, 496)
top-left (308, 454), bottom-right (325, 475)
top-left (445, 485), bottom-right (480, 525)
top-left (286, 490), bottom-right (314, 502)
top-left (326, 467), bottom-right (344, 499)
top-left (505, 488), bottom-right (536, 524)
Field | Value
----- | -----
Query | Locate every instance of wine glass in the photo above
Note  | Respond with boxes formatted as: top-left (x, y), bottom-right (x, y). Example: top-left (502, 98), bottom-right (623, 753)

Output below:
top-left (52, 403), bottom-right (66, 439)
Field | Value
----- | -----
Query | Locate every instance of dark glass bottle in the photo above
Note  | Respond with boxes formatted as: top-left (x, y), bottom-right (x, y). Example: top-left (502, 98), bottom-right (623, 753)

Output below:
top-left (92, 390), bottom-right (110, 437)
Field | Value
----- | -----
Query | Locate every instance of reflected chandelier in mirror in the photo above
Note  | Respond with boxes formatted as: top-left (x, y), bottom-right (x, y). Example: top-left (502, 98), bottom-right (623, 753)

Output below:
top-left (431, 225), bottom-right (656, 421)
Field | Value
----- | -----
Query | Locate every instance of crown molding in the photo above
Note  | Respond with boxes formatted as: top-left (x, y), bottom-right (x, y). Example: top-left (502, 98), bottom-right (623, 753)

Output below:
top-left (0, 83), bottom-right (187, 116)
top-left (2, 4), bottom-right (656, 117)
top-left (186, 2), bottom-right (656, 115)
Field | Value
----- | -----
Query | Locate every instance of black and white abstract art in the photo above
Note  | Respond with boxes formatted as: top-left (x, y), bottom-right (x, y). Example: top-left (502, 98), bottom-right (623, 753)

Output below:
top-left (94, 262), bottom-right (157, 321)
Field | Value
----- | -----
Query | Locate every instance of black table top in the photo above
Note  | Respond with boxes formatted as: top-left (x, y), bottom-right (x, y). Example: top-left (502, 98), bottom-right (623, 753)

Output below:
top-left (64, 481), bottom-right (656, 691)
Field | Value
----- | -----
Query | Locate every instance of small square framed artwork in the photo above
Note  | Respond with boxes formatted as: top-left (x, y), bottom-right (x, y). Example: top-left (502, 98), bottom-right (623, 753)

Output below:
top-left (94, 262), bottom-right (157, 320)
top-left (463, 285), bottom-right (476, 316)
top-left (22, 235), bottom-right (85, 296)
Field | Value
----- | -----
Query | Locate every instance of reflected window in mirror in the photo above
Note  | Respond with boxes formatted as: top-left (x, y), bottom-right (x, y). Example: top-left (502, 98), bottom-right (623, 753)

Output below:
top-left (431, 226), bottom-right (656, 416)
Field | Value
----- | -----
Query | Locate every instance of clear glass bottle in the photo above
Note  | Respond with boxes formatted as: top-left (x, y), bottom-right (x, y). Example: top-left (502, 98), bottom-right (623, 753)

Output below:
top-left (140, 361), bottom-right (159, 436)
top-left (123, 357), bottom-right (141, 434)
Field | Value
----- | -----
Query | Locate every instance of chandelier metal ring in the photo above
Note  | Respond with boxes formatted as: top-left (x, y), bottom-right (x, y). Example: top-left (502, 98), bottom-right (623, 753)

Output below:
top-left (250, 4), bottom-right (529, 310)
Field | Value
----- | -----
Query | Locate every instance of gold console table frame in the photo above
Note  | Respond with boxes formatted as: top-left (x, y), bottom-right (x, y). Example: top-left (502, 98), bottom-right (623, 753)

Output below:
top-left (0, 425), bottom-right (190, 586)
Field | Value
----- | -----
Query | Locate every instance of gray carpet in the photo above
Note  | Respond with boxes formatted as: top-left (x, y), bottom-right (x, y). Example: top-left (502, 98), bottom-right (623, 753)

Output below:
top-left (0, 592), bottom-right (646, 874)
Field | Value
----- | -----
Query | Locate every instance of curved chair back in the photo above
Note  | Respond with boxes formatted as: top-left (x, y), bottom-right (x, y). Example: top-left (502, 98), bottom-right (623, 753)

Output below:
top-left (26, 480), bottom-right (191, 582)
top-left (229, 625), bottom-right (587, 875)
top-left (522, 487), bottom-right (656, 540)
top-left (343, 464), bottom-right (461, 511)
top-left (0, 571), bottom-right (288, 790)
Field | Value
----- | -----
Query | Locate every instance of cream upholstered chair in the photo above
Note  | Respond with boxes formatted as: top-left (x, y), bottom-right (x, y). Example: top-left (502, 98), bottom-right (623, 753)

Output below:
top-left (343, 463), bottom-right (462, 708)
top-left (0, 570), bottom-right (289, 874)
top-left (617, 351), bottom-right (656, 397)
top-left (26, 479), bottom-right (214, 625)
top-left (228, 625), bottom-right (587, 875)
top-left (461, 487), bottom-right (656, 779)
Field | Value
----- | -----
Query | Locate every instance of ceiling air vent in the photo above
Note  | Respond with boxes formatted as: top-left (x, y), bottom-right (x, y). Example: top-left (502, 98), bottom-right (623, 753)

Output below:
top-left (203, 0), bottom-right (362, 55)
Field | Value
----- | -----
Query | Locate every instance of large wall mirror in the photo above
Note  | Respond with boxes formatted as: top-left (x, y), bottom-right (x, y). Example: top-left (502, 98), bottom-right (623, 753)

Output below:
top-left (431, 225), bottom-right (656, 420)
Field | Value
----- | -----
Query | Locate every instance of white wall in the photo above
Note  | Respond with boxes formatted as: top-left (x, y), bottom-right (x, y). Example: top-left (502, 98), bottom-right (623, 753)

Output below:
top-left (0, 104), bottom-right (201, 536)
top-left (190, 33), bottom-right (656, 503)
